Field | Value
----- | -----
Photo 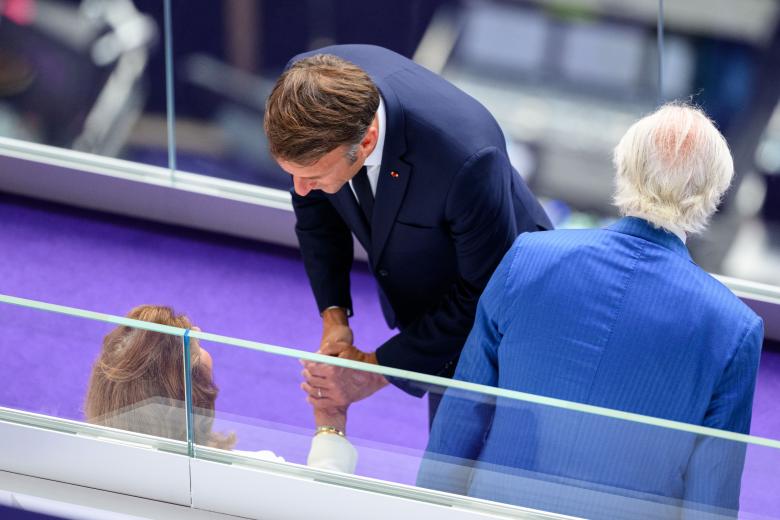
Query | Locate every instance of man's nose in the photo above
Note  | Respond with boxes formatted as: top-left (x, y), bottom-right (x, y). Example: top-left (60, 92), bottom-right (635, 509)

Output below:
top-left (293, 177), bottom-right (314, 196)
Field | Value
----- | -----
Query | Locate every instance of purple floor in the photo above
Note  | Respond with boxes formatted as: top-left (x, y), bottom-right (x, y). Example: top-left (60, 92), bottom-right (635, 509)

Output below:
top-left (0, 192), bottom-right (428, 483)
top-left (0, 192), bottom-right (777, 513)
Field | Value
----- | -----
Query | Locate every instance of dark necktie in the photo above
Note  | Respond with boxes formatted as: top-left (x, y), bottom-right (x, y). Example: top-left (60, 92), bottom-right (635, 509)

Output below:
top-left (352, 166), bottom-right (374, 223)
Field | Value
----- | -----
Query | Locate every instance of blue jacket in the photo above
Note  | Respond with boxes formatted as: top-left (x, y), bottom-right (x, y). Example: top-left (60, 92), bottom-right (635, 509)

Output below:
top-left (418, 217), bottom-right (763, 518)
top-left (289, 45), bottom-right (551, 392)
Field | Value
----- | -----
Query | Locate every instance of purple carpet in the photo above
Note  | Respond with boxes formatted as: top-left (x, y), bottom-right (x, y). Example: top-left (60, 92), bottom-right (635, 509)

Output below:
top-left (0, 192), bottom-right (777, 514)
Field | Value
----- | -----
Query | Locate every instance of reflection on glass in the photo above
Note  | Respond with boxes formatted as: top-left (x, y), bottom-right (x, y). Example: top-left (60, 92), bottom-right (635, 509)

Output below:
top-left (0, 0), bottom-right (167, 167)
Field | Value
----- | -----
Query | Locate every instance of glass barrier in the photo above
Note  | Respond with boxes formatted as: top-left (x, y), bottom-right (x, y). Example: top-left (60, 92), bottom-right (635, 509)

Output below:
top-left (165, 0), bottom-right (661, 200)
top-left (190, 333), bottom-right (428, 483)
top-left (661, 2), bottom-right (780, 287)
top-left (188, 327), bottom-right (780, 519)
top-left (0, 295), bottom-right (190, 450)
top-left (434, 1), bottom-right (655, 222)
top-left (1, 293), bottom-right (779, 519)
top-left (165, 0), bottom-right (441, 190)
top-left (162, 0), bottom-right (779, 285)
top-left (1, 0), bottom-right (778, 286)
top-left (0, 0), bottom-right (171, 170)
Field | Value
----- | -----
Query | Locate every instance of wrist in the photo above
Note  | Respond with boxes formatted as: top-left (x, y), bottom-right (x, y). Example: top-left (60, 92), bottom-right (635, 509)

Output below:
top-left (360, 351), bottom-right (389, 388)
top-left (315, 425), bottom-right (346, 438)
top-left (314, 408), bottom-right (347, 432)
top-left (321, 307), bottom-right (349, 327)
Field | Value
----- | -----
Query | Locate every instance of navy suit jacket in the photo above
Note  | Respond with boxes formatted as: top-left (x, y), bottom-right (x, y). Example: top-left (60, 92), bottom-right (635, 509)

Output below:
top-left (418, 217), bottom-right (763, 518)
top-left (290, 45), bottom-right (551, 393)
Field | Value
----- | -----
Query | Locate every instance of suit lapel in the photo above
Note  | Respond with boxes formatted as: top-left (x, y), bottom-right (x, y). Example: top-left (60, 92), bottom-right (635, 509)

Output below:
top-left (328, 188), bottom-right (372, 254)
top-left (371, 78), bottom-right (410, 265)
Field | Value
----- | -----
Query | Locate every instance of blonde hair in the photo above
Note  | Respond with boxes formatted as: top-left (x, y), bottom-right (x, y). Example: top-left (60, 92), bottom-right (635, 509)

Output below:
top-left (612, 103), bottom-right (734, 235)
top-left (85, 305), bottom-right (235, 449)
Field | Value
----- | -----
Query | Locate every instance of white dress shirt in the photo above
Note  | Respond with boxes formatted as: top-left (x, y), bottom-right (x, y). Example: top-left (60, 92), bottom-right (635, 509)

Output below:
top-left (350, 95), bottom-right (386, 199)
top-left (664, 224), bottom-right (687, 244)
top-left (324, 98), bottom-right (385, 316)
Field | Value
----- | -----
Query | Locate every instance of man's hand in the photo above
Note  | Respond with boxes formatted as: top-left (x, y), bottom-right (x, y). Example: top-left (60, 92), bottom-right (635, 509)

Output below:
top-left (301, 342), bottom-right (388, 411)
top-left (320, 307), bottom-right (353, 353)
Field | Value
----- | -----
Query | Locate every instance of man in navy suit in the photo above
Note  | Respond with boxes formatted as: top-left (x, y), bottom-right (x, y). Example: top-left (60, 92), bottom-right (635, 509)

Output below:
top-left (263, 45), bottom-right (551, 422)
top-left (417, 104), bottom-right (764, 518)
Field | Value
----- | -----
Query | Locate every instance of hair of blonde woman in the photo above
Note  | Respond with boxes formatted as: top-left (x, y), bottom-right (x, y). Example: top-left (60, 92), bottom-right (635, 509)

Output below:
top-left (84, 305), bottom-right (235, 449)
top-left (612, 103), bottom-right (734, 235)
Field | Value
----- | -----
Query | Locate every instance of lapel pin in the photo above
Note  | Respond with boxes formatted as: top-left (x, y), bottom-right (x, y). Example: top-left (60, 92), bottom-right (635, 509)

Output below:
top-left (390, 171), bottom-right (399, 179)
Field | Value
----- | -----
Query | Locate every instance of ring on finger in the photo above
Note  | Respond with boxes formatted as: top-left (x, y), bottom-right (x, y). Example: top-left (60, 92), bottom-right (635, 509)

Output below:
top-left (317, 388), bottom-right (322, 398)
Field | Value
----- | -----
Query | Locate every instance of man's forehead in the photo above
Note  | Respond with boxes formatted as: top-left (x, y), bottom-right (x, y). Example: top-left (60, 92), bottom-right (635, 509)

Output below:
top-left (283, 147), bottom-right (345, 176)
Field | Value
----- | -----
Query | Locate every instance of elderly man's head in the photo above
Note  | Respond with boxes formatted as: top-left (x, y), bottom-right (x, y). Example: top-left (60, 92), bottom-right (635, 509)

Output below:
top-left (613, 104), bottom-right (734, 235)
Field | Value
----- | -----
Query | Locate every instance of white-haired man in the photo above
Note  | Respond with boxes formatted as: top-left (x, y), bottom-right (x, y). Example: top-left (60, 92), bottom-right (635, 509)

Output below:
top-left (417, 104), bottom-right (764, 519)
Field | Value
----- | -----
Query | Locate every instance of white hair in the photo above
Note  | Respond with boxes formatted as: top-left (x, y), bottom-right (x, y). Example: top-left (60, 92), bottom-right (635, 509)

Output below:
top-left (612, 103), bottom-right (734, 235)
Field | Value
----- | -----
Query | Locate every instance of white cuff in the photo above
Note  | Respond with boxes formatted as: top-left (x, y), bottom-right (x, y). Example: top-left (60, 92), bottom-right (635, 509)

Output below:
top-left (307, 433), bottom-right (358, 474)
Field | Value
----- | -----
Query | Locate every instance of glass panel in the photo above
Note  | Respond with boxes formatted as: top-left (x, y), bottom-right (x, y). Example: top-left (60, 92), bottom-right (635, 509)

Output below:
top-left (749, 97), bottom-right (780, 287)
top-left (189, 334), bottom-right (428, 481)
top-left (653, 0), bottom-right (780, 285)
top-left (439, 1), bottom-right (655, 228)
top-left (418, 386), bottom-right (780, 520)
top-left (0, 0), bottom-right (171, 169)
top-left (0, 294), bottom-right (778, 518)
top-left (162, 0), bottom-right (666, 207)
top-left (0, 296), bottom-right (190, 449)
top-left (185, 327), bottom-right (780, 519)
top-left (167, 1), bottom-right (457, 189)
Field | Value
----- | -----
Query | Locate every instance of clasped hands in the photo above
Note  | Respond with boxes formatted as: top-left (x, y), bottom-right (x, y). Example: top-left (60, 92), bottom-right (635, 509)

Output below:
top-left (301, 323), bottom-right (388, 415)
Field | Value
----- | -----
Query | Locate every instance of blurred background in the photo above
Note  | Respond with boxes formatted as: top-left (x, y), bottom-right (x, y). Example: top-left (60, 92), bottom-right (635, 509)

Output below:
top-left (1, 0), bottom-right (779, 284)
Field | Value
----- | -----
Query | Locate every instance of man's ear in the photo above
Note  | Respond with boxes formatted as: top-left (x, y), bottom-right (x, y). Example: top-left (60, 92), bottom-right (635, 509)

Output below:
top-left (360, 118), bottom-right (379, 154)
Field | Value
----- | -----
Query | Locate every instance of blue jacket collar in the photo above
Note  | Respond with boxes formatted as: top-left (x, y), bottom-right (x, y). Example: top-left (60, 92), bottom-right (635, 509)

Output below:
top-left (606, 217), bottom-right (692, 261)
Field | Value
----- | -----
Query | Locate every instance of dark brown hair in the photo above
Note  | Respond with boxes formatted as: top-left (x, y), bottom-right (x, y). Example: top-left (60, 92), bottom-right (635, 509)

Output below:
top-left (264, 53), bottom-right (380, 165)
top-left (84, 305), bottom-right (235, 449)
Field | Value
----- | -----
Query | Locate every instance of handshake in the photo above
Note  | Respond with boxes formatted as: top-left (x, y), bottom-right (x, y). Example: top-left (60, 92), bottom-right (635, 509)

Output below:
top-left (300, 313), bottom-right (388, 430)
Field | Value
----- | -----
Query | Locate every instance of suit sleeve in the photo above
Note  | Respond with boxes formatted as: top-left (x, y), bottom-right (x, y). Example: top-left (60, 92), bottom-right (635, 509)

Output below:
top-left (682, 315), bottom-right (763, 518)
top-left (376, 147), bottom-right (538, 393)
top-left (416, 245), bottom-right (515, 495)
top-left (292, 189), bottom-right (355, 315)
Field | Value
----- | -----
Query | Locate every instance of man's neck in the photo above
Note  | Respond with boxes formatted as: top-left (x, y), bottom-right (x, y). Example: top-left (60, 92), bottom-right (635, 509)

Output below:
top-left (626, 214), bottom-right (686, 244)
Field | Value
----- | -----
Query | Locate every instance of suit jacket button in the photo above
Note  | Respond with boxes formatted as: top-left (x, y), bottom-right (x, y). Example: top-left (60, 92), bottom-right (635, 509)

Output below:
top-left (377, 269), bottom-right (389, 277)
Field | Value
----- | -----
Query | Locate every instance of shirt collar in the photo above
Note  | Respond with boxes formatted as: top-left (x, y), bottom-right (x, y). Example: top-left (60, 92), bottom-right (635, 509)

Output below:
top-left (606, 216), bottom-right (692, 261)
top-left (363, 95), bottom-right (386, 169)
top-left (667, 226), bottom-right (686, 244)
